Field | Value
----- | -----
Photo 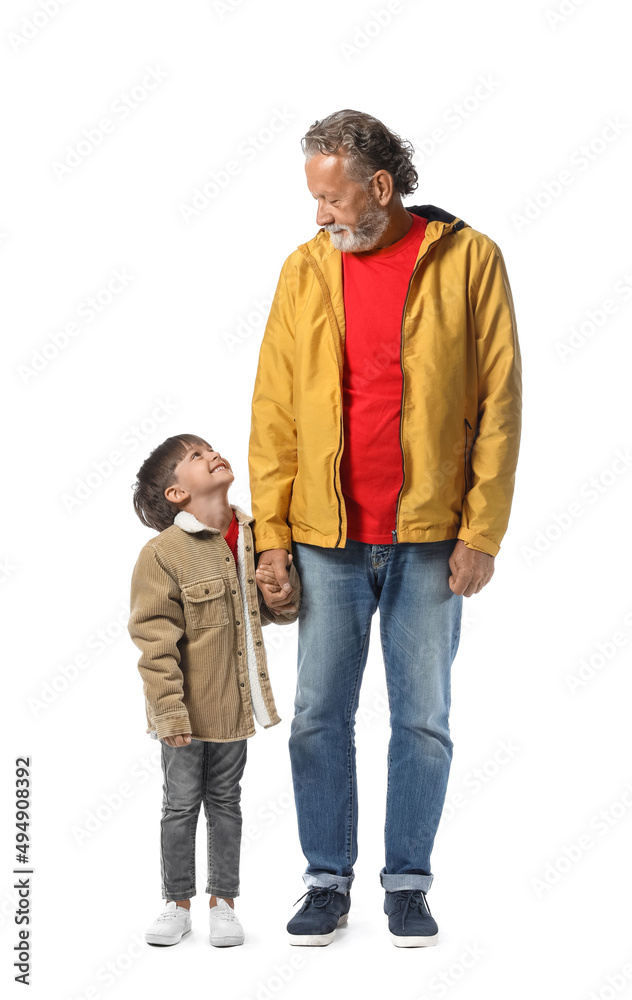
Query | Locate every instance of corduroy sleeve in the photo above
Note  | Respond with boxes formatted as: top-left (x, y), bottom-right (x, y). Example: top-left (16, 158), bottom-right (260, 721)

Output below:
top-left (248, 256), bottom-right (297, 553)
top-left (128, 544), bottom-right (191, 739)
top-left (458, 243), bottom-right (522, 557)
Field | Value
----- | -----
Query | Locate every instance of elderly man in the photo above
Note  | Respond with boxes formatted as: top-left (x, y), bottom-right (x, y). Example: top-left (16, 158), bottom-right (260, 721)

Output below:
top-left (248, 109), bottom-right (521, 947)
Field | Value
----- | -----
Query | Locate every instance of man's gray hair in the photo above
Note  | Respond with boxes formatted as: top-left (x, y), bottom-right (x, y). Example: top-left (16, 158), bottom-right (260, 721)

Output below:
top-left (301, 109), bottom-right (418, 197)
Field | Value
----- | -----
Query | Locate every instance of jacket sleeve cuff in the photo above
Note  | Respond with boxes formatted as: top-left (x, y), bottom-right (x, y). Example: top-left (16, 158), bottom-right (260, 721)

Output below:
top-left (457, 528), bottom-right (499, 557)
top-left (253, 533), bottom-right (293, 555)
top-left (151, 711), bottom-right (192, 740)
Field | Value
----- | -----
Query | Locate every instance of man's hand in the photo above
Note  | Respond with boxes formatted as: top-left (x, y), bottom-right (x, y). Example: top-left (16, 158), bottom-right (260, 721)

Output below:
top-left (162, 734), bottom-right (192, 747)
top-left (256, 548), bottom-right (297, 616)
top-left (448, 540), bottom-right (494, 597)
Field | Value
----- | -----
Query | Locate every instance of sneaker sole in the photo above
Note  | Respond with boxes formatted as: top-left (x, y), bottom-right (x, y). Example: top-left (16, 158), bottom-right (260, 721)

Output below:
top-left (145, 927), bottom-right (191, 946)
top-left (288, 912), bottom-right (348, 947)
top-left (209, 934), bottom-right (245, 948)
top-left (390, 930), bottom-right (438, 948)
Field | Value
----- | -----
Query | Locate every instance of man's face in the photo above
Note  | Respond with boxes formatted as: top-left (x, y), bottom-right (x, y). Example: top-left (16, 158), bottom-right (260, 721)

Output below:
top-left (167, 442), bottom-right (234, 503)
top-left (305, 152), bottom-right (389, 252)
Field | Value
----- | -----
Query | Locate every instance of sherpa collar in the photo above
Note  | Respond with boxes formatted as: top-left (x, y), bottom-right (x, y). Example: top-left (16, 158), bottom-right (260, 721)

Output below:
top-left (174, 505), bottom-right (253, 535)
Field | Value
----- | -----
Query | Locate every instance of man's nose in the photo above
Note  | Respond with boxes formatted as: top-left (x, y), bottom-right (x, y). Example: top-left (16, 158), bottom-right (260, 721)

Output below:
top-left (316, 203), bottom-right (335, 226)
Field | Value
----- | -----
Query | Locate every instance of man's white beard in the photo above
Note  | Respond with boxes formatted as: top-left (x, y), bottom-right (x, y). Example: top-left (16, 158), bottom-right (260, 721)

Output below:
top-left (324, 195), bottom-right (390, 252)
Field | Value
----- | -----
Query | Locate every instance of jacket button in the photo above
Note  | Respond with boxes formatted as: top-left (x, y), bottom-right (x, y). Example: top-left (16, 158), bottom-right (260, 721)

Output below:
top-left (235, 620), bottom-right (240, 625)
top-left (237, 651), bottom-right (242, 656)
top-left (256, 640), bottom-right (262, 646)
top-left (231, 589), bottom-right (236, 594)
top-left (246, 545), bottom-right (251, 551)
top-left (204, 588), bottom-right (209, 594)
top-left (252, 609), bottom-right (258, 616)
top-left (248, 578), bottom-right (254, 584)
top-left (226, 557), bottom-right (231, 562)
top-left (240, 682), bottom-right (245, 687)
top-left (260, 671), bottom-right (266, 677)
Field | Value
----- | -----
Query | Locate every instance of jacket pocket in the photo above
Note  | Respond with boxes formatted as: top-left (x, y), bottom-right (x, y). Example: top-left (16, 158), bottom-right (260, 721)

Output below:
top-left (182, 578), bottom-right (229, 629)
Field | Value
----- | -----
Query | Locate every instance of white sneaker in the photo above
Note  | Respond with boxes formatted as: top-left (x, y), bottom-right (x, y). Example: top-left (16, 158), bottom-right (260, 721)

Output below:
top-left (209, 899), bottom-right (245, 947)
top-left (145, 901), bottom-right (192, 946)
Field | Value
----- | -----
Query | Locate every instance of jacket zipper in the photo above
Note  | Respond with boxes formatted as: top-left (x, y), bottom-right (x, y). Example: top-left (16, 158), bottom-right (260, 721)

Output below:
top-left (299, 245), bottom-right (347, 548)
top-left (392, 223), bottom-right (453, 544)
top-left (333, 411), bottom-right (344, 546)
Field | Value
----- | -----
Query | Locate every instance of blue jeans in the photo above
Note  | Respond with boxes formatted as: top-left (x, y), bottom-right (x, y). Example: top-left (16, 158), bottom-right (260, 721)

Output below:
top-left (288, 539), bottom-right (462, 895)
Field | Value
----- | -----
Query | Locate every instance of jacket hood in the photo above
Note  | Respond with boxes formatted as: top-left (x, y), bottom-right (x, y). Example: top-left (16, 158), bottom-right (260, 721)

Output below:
top-left (408, 204), bottom-right (467, 229)
top-left (174, 504), bottom-right (253, 535)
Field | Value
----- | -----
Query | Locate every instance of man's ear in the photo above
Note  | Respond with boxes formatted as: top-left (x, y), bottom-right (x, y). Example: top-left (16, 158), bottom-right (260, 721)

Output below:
top-left (371, 168), bottom-right (395, 207)
top-left (164, 484), bottom-right (190, 504)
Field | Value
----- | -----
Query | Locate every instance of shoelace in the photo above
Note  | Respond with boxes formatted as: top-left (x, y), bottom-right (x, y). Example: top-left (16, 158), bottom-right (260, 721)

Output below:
top-left (393, 890), bottom-right (432, 931)
top-left (210, 903), bottom-right (238, 922)
top-left (157, 910), bottom-right (181, 922)
top-left (292, 884), bottom-right (341, 909)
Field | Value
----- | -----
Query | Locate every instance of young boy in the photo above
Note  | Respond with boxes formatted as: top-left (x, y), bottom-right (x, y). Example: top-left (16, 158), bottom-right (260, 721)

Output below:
top-left (127, 434), bottom-right (300, 948)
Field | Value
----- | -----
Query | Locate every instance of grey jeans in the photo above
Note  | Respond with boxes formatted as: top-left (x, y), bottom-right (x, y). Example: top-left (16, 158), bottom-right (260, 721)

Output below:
top-left (159, 738), bottom-right (247, 900)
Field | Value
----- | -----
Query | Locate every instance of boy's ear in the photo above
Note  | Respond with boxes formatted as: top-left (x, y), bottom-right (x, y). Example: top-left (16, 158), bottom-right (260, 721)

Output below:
top-left (164, 484), bottom-right (190, 504)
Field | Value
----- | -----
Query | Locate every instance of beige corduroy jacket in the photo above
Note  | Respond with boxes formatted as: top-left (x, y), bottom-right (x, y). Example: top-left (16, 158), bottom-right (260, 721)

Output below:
top-left (128, 504), bottom-right (301, 743)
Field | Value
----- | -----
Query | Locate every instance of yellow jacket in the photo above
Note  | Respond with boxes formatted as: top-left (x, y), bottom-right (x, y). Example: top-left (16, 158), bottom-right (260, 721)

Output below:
top-left (249, 205), bottom-right (522, 558)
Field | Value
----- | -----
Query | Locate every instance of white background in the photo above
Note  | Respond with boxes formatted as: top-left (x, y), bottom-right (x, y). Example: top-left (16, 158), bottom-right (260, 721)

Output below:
top-left (2, 0), bottom-right (632, 997)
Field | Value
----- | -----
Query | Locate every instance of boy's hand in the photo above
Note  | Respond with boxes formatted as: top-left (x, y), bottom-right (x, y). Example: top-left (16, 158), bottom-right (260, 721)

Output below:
top-left (162, 734), bottom-right (192, 747)
top-left (256, 549), bottom-right (297, 615)
top-left (256, 563), bottom-right (282, 593)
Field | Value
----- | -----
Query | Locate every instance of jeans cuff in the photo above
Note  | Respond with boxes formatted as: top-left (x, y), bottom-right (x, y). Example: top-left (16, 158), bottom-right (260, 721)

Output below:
top-left (163, 889), bottom-right (196, 900)
top-left (380, 868), bottom-right (433, 893)
top-left (207, 887), bottom-right (239, 898)
top-left (303, 872), bottom-right (352, 894)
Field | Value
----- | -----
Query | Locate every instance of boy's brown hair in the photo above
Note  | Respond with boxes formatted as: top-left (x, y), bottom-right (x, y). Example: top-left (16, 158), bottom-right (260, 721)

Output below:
top-left (132, 434), bottom-right (209, 532)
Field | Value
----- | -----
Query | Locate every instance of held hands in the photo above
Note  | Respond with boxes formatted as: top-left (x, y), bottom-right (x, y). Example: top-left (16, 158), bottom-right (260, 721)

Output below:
top-left (256, 562), bottom-right (282, 592)
top-left (255, 549), bottom-right (298, 616)
top-left (256, 542), bottom-right (494, 602)
top-left (162, 734), bottom-right (192, 747)
top-left (448, 539), bottom-right (494, 597)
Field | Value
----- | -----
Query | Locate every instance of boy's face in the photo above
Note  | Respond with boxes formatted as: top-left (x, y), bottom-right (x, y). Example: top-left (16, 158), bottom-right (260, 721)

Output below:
top-left (164, 441), bottom-right (234, 506)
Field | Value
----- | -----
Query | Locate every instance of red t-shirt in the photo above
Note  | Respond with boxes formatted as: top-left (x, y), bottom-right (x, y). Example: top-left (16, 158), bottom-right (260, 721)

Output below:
top-left (340, 212), bottom-right (428, 543)
top-left (223, 510), bottom-right (239, 565)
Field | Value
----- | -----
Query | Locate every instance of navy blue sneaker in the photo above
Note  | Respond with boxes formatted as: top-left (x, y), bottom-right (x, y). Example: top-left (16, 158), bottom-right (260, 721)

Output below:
top-left (384, 889), bottom-right (438, 947)
top-left (287, 884), bottom-right (351, 946)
